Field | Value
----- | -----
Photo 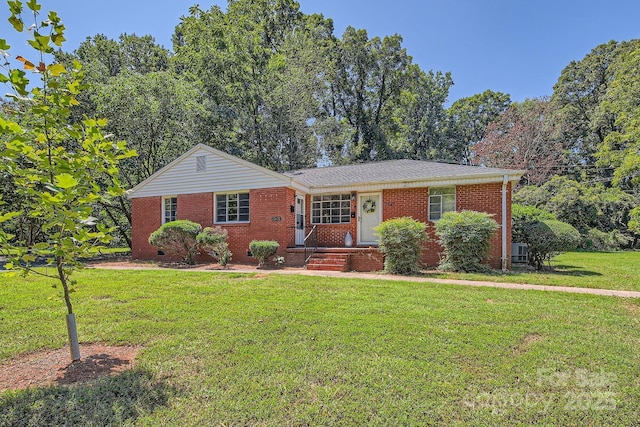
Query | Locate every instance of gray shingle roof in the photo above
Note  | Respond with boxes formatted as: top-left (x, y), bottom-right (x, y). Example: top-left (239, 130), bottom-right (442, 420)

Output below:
top-left (284, 159), bottom-right (523, 188)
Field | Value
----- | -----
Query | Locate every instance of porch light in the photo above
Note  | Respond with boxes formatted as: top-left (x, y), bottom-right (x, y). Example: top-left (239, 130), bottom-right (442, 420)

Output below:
top-left (351, 192), bottom-right (356, 201)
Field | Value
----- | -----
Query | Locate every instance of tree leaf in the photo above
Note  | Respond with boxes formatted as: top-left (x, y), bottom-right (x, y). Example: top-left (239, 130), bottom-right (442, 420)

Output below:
top-left (54, 173), bottom-right (78, 189)
top-left (8, 15), bottom-right (23, 32)
top-left (15, 55), bottom-right (35, 71)
top-left (47, 63), bottom-right (66, 76)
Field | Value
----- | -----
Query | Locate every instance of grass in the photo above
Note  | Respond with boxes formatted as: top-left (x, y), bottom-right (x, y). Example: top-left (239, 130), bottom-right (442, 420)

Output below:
top-left (427, 251), bottom-right (640, 292)
top-left (1, 268), bottom-right (640, 425)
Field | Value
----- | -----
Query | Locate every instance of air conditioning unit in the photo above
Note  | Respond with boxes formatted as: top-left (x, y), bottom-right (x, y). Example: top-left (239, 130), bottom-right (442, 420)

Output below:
top-left (511, 243), bottom-right (528, 264)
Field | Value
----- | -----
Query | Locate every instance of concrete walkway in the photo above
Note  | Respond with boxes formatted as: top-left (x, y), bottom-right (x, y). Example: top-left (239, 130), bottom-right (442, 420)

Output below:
top-left (89, 262), bottom-right (640, 298)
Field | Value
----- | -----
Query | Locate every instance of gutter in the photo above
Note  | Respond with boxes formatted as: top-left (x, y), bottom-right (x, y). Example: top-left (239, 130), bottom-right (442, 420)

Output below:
top-left (501, 174), bottom-right (509, 271)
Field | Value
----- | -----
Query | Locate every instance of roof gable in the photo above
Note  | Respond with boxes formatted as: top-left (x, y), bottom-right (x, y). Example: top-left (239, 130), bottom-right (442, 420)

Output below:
top-left (127, 144), bottom-right (294, 198)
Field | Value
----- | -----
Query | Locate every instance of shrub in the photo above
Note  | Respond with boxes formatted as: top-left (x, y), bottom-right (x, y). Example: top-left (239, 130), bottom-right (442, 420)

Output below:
top-left (148, 220), bottom-right (202, 264)
top-left (249, 240), bottom-right (279, 267)
top-left (583, 228), bottom-right (631, 252)
top-left (522, 219), bottom-right (581, 270)
top-left (435, 210), bottom-right (499, 272)
top-left (196, 227), bottom-right (232, 266)
top-left (512, 204), bottom-right (556, 243)
top-left (374, 217), bottom-right (428, 275)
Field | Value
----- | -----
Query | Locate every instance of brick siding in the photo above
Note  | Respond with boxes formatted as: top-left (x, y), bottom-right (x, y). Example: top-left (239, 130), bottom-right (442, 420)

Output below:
top-left (131, 182), bottom-right (512, 270)
top-left (131, 187), bottom-right (295, 264)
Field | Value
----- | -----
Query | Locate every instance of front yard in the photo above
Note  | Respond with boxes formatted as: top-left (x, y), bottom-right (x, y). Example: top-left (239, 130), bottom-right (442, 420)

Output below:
top-left (1, 265), bottom-right (639, 426)
top-left (431, 251), bottom-right (640, 292)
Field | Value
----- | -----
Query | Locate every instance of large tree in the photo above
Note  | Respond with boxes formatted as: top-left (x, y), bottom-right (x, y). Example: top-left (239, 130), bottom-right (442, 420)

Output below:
top-left (447, 90), bottom-right (511, 163)
top-left (322, 27), bottom-right (411, 163)
top-left (551, 40), bottom-right (635, 171)
top-left (473, 98), bottom-right (565, 185)
top-left (595, 43), bottom-right (640, 194)
top-left (173, 0), bottom-right (325, 171)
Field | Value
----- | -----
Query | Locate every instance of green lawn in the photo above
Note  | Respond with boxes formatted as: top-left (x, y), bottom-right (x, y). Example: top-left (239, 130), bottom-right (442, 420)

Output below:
top-left (1, 268), bottom-right (639, 426)
top-left (428, 251), bottom-right (640, 292)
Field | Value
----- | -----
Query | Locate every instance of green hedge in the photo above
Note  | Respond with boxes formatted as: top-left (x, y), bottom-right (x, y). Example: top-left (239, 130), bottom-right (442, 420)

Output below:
top-left (196, 227), bottom-right (232, 266)
top-left (374, 217), bottom-right (427, 275)
top-left (434, 210), bottom-right (499, 272)
top-left (523, 219), bottom-right (581, 270)
top-left (148, 220), bottom-right (202, 265)
top-left (249, 240), bottom-right (279, 267)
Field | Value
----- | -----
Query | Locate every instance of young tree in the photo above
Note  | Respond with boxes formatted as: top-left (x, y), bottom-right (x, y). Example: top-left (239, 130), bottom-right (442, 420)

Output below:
top-left (0, 1), bottom-right (135, 361)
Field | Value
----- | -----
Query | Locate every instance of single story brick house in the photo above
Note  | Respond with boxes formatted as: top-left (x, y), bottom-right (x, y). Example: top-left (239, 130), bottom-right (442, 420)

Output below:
top-left (128, 144), bottom-right (524, 271)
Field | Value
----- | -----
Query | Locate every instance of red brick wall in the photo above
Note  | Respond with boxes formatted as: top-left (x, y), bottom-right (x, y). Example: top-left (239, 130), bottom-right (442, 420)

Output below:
top-left (131, 187), bottom-right (296, 264)
top-left (381, 183), bottom-right (512, 269)
top-left (132, 182), bottom-right (513, 270)
top-left (457, 182), bottom-right (512, 269)
top-left (131, 196), bottom-right (163, 260)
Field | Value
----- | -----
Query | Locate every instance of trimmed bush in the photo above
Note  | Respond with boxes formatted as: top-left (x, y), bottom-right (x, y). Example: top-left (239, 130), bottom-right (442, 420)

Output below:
top-left (148, 220), bottom-right (202, 264)
top-left (374, 217), bottom-right (427, 275)
top-left (583, 228), bottom-right (631, 251)
top-left (435, 210), bottom-right (499, 272)
top-left (196, 227), bottom-right (232, 266)
top-left (512, 204), bottom-right (556, 243)
top-left (522, 219), bottom-right (581, 270)
top-left (249, 240), bottom-right (279, 267)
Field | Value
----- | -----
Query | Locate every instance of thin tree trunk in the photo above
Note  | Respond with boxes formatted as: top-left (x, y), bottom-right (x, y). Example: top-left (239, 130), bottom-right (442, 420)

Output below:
top-left (57, 257), bottom-right (80, 361)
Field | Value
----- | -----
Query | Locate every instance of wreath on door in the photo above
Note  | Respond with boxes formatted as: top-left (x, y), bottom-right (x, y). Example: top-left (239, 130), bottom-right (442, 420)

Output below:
top-left (362, 199), bottom-right (376, 213)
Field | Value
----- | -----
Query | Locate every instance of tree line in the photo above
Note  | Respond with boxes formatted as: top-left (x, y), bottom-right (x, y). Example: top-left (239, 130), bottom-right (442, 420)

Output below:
top-left (3, 0), bottom-right (639, 248)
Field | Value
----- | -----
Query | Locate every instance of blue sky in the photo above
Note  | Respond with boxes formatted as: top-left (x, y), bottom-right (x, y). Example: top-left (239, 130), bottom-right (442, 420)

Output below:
top-left (5, 1), bottom-right (640, 103)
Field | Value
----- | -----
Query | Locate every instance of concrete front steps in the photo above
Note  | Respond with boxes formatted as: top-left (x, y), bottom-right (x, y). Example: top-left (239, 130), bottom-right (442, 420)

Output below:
top-left (305, 252), bottom-right (350, 272)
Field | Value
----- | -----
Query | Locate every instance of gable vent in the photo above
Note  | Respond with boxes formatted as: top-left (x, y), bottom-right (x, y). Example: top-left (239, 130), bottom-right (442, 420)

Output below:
top-left (196, 155), bottom-right (207, 172)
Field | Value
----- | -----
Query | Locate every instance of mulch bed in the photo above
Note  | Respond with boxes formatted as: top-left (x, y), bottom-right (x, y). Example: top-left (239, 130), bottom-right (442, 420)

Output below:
top-left (0, 344), bottom-right (139, 392)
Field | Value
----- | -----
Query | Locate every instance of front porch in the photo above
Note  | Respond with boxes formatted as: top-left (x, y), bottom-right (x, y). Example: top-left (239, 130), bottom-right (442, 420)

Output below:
top-left (285, 247), bottom-right (383, 272)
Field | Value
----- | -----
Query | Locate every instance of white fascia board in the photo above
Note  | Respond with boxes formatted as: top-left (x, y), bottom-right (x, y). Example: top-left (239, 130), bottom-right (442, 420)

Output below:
top-left (304, 172), bottom-right (525, 194)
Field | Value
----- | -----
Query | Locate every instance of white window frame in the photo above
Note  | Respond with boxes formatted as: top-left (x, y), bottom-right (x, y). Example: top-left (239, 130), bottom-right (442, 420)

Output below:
top-left (215, 192), bottom-right (250, 223)
top-left (429, 187), bottom-right (456, 221)
top-left (311, 194), bottom-right (351, 224)
top-left (162, 196), bottom-right (177, 224)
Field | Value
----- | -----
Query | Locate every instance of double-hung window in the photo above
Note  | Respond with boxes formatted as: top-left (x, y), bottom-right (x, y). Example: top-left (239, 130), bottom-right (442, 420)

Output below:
top-left (216, 192), bottom-right (250, 223)
top-left (311, 194), bottom-right (351, 224)
top-left (163, 196), bottom-right (177, 223)
top-left (429, 187), bottom-right (455, 221)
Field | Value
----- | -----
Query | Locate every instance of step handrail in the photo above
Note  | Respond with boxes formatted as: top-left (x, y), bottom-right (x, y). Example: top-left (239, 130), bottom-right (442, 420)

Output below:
top-left (303, 225), bottom-right (318, 264)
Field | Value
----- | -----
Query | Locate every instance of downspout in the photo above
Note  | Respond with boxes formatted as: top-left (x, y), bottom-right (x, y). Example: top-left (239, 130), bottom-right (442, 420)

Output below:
top-left (501, 174), bottom-right (509, 272)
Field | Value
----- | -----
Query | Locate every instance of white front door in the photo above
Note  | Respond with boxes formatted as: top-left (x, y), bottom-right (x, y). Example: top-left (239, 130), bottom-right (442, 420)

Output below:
top-left (295, 195), bottom-right (305, 246)
top-left (358, 193), bottom-right (382, 244)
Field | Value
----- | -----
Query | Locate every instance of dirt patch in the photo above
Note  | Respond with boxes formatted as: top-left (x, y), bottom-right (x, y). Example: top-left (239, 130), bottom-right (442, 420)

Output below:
top-left (622, 300), bottom-right (640, 317)
top-left (0, 344), bottom-right (140, 392)
top-left (87, 257), bottom-right (303, 273)
top-left (513, 333), bottom-right (544, 354)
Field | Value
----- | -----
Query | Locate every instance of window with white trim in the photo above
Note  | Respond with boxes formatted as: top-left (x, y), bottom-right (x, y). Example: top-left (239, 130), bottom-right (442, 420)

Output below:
top-left (163, 196), bottom-right (177, 223)
top-left (429, 187), bottom-right (455, 221)
top-left (311, 194), bottom-right (351, 224)
top-left (216, 192), bottom-right (250, 223)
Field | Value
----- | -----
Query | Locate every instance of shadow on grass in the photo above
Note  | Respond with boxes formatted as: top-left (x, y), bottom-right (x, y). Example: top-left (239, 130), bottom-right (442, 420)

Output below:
top-left (546, 264), bottom-right (602, 277)
top-left (0, 368), bottom-right (171, 427)
top-left (418, 263), bottom-right (602, 279)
